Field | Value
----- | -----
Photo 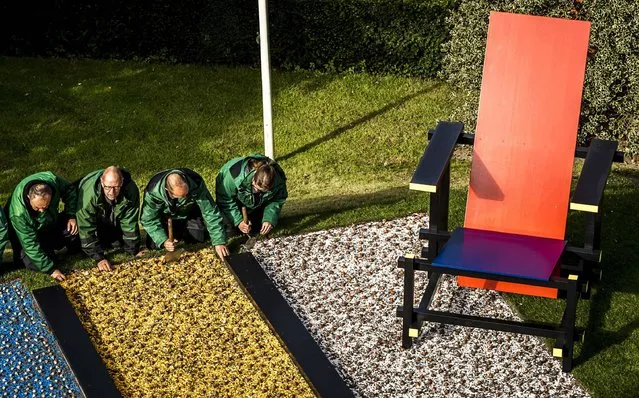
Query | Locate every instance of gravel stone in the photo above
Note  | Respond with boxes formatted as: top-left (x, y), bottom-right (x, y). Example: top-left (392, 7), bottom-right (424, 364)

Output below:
top-left (253, 214), bottom-right (590, 398)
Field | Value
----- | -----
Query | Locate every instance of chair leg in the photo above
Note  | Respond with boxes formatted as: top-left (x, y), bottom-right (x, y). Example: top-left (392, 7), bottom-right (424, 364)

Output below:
top-left (579, 259), bottom-right (592, 299)
top-left (562, 279), bottom-right (579, 372)
top-left (402, 257), bottom-right (416, 349)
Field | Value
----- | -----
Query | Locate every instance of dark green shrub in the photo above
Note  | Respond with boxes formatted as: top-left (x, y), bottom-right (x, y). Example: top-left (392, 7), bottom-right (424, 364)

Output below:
top-left (582, 0), bottom-right (639, 159)
top-left (441, 0), bottom-right (639, 159)
top-left (2, 0), bottom-right (455, 77)
top-left (269, 0), bottom-right (455, 76)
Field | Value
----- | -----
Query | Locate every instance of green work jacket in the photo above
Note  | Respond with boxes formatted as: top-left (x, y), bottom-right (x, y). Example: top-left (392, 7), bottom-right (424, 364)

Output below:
top-left (0, 208), bottom-right (7, 262)
top-left (140, 168), bottom-right (226, 247)
top-left (215, 154), bottom-right (287, 227)
top-left (6, 171), bottom-right (78, 273)
top-left (76, 169), bottom-right (141, 261)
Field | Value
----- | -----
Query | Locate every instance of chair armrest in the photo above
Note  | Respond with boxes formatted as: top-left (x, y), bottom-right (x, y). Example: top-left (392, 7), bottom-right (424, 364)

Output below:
top-left (427, 129), bottom-right (475, 145)
top-left (409, 121), bottom-right (463, 193)
top-left (575, 146), bottom-right (624, 162)
top-left (570, 139), bottom-right (618, 213)
top-left (422, 129), bottom-right (625, 162)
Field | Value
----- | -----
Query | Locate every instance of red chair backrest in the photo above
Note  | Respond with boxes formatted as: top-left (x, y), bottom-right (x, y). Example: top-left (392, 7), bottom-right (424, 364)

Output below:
top-left (464, 12), bottom-right (591, 240)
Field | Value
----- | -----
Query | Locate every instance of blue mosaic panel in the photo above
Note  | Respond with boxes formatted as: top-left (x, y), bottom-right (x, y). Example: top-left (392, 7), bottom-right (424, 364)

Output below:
top-left (0, 280), bottom-right (84, 397)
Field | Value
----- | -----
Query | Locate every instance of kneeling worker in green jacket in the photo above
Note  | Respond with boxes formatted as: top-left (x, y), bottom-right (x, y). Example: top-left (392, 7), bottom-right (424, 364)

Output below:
top-left (140, 168), bottom-right (229, 260)
top-left (76, 166), bottom-right (144, 272)
top-left (215, 154), bottom-right (287, 237)
top-left (5, 171), bottom-right (80, 281)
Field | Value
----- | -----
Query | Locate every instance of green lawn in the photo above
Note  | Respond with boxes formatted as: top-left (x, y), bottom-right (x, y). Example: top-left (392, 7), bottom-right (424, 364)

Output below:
top-left (0, 56), bottom-right (460, 286)
top-left (1, 56), bottom-right (638, 397)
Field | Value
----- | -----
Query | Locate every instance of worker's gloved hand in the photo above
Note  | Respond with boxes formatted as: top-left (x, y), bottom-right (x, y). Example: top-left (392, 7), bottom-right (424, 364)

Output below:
top-left (215, 245), bottom-right (229, 260)
top-left (163, 239), bottom-right (177, 252)
top-left (51, 269), bottom-right (66, 282)
top-left (97, 259), bottom-right (112, 272)
top-left (238, 220), bottom-right (251, 234)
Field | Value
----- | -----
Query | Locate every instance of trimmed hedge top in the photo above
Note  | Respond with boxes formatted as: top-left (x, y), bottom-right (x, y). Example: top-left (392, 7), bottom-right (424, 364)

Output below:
top-left (1, 0), bottom-right (455, 77)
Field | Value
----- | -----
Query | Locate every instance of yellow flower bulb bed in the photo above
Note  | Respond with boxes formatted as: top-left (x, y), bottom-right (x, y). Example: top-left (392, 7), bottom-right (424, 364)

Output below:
top-left (61, 250), bottom-right (315, 398)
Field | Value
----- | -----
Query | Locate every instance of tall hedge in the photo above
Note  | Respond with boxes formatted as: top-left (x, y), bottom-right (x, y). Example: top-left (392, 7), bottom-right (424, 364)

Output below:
top-left (269, 0), bottom-right (454, 76)
top-left (441, 0), bottom-right (639, 159)
top-left (1, 0), bottom-right (455, 77)
top-left (0, 0), bottom-right (258, 64)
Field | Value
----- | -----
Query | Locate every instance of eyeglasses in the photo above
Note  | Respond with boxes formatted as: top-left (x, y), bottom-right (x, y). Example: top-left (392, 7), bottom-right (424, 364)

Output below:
top-left (103, 185), bottom-right (122, 192)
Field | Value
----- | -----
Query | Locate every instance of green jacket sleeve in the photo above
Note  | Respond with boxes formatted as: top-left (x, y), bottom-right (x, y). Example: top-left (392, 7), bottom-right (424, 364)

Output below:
top-left (215, 172), bottom-right (243, 226)
top-left (0, 210), bottom-right (7, 261)
top-left (76, 193), bottom-right (105, 261)
top-left (120, 186), bottom-right (141, 255)
top-left (195, 182), bottom-right (227, 246)
top-left (140, 193), bottom-right (168, 248)
top-left (262, 183), bottom-right (288, 226)
top-left (11, 214), bottom-right (55, 273)
top-left (57, 175), bottom-right (78, 216)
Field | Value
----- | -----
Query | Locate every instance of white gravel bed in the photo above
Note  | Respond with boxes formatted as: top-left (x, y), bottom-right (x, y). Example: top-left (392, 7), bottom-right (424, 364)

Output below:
top-left (252, 214), bottom-right (589, 398)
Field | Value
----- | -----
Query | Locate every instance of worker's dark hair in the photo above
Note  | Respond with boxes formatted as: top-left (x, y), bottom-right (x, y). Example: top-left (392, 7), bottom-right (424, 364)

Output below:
top-left (28, 183), bottom-right (53, 200)
top-left (250, 158), bottom-right (276, 192)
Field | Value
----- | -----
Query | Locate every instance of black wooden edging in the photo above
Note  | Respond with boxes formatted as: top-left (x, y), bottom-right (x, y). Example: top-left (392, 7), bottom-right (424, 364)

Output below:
top-left (225, 252), bottom-right (354, 398)
top-left (33, 285), bottom-right (121, 398)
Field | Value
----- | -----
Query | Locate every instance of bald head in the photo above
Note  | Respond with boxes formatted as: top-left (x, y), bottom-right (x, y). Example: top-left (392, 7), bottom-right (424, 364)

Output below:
top-left (28, 183), bottom-right (53, 213)
top-left (166, 173), bottom-right (189, 198)
top-left (101, 166), bottom-right (124, 201)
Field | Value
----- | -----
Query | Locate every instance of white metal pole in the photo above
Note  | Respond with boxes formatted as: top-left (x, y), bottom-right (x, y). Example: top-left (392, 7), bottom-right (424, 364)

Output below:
top-left (258, 0), bottom-right (274, 159)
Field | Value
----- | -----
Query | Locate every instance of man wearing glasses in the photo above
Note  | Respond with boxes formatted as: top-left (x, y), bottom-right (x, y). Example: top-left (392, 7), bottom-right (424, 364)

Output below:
top-left (76, 166), bottom-right (143, 271)
top-left (140, 168), bottom-right (229, 260)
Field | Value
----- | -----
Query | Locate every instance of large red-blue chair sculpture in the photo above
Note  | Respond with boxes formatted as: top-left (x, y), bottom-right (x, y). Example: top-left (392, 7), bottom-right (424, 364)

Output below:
top-left (397, 12), bottom-right (623, 372)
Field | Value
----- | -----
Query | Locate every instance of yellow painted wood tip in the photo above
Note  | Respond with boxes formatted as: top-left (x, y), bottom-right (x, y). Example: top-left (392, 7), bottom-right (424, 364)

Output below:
top-left (409, 183), bottom-right (437, 193)
top-left (404, 253), bottom-right (415, 259)
top-left (553, 348), bottom-right (563, 358)
top-left (568, 274), bottom-right (579, 281)
top-left (408, 328), bottom-right (419, 338)
top-left (569, 202), bottom-right (598, 213)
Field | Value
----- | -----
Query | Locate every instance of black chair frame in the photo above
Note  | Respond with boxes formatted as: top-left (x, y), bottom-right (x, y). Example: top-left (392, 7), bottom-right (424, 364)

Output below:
top-left (398, 121), bottom-right (623, 372)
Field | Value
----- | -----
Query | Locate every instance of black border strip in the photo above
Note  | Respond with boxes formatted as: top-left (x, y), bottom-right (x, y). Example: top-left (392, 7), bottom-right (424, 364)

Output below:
top-left (33, 285), bottom-right (121, 398)
top-left (225, 252), bottom-right (354, 398)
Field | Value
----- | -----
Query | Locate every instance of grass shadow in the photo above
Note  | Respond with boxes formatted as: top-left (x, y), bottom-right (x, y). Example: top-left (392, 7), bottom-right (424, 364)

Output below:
top-left (571, 171), bottom-right (639, 374)
top-left (275, 183), bottom-right (467, 237)
top-left (0, 57), bottom-right (345, 203)
top-left (278, 83), bottom-right (442, 162)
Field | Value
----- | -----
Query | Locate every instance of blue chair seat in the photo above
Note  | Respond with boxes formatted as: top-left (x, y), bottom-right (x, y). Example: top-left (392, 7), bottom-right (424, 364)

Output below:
top-left (432, 228), bottom-right (566, 280)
